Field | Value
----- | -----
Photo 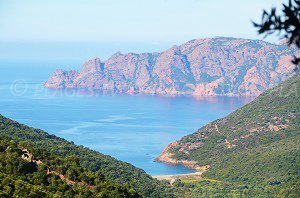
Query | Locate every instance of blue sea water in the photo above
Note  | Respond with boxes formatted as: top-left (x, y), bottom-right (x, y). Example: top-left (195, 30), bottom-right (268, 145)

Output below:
top-left (0, 59), bottom-right (253, 175)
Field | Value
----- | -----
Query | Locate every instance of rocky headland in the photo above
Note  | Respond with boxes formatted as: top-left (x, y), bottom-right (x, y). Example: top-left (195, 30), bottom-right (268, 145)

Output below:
top-left (44, 37), bottom-right (298, 96)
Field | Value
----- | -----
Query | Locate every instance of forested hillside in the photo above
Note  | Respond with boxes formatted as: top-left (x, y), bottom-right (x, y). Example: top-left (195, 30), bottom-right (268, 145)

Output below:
top-left (158, 75), bottom-right (300, 197)
top-left (0, 136), bottom-right (141, 197)
top-left (0, 115), bottom-right (173, 197)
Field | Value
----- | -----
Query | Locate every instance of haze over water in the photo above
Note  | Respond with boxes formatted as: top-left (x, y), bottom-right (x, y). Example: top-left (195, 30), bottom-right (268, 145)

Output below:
top-left (0, 60), bottom-right (253, 175)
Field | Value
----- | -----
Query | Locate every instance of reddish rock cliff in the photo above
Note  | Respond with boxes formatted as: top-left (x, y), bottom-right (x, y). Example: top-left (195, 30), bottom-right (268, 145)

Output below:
top-left (44, 37), bottom-right (298, 96)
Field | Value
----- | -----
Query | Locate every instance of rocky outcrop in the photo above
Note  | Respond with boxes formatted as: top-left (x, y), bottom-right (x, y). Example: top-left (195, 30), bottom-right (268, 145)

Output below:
top-left (155, 141), bottom-right (204, 170)
top-left (44, 37), bottom-right (298, 96)
top-left (155, 142), bottom-right (179, 164)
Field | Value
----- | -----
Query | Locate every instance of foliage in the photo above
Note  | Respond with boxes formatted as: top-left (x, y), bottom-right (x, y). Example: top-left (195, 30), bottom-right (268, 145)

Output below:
top-left (0, 115), bottom-right (173, 197)
top-left (169, 76), bottom-right (300, 197)
top-left (253, 0), bottom-right (300, 67)
top-left (0, 137), bottom-right (141, 197)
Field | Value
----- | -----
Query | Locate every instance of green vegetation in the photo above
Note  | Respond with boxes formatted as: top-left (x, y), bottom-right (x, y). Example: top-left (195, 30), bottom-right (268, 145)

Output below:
top-left (168, 75), bottom-right (300, 197)
top-left (253, 0), bottom-right (300, 67)
top-left (1, 76), bottom-right (299, 197)
top-left (0, 136), bottom-right (141, 197)
top-left (0, 115), bottom-right (173, 197)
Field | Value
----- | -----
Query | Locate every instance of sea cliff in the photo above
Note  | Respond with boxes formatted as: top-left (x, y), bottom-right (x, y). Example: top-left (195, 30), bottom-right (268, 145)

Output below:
top-left (45, 37), bottom-right (298, 96)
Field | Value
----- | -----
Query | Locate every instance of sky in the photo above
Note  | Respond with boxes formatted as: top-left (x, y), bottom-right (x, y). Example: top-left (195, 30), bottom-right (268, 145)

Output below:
top-left (0, 0), bottom-right (284, 61)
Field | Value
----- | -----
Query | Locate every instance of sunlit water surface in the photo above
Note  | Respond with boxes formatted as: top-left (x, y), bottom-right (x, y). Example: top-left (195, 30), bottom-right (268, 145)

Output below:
top-left (0, 60), bottom-right (254, 175)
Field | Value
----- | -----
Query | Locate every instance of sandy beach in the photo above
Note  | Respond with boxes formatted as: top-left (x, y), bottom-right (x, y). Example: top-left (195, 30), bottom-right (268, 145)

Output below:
top-left (152, 164), bottom-right (210, 185)
top-left (152, 171), bottom-right (202, 181)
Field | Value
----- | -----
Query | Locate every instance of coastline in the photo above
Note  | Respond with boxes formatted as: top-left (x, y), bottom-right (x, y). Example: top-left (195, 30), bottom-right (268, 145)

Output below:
top-left (154, 141), bottom-right (200, 169)
top-left (152, 165), bottom-right (209, 184)
top-left (152, 171), bottom-right (201, 181)
top-left (153, 141), bottom-right (210, 183)
top-left (44, 86), bottom-right (260, 97)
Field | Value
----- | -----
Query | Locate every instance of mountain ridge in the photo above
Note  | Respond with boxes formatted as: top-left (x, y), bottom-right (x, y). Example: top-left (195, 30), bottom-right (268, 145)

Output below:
top-left (44, 37), bottom-right (298, 96)
top-left (155, 75), bottom-right (300, 196)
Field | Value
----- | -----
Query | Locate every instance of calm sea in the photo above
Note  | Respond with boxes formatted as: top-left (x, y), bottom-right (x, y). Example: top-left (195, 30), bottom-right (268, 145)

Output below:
top-left (0, 59), bottom-right (253, 175)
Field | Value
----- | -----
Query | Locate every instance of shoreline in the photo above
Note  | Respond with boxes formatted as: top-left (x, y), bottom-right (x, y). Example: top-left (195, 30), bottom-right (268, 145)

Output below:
top-left (152, 170), bottom-right (202, 181)
top-left (44, 87), bottom-right (259, 97)
top-left (152, 166), bottom-right (209, 185)
top-left (153, 141), bottom-right (210, 183)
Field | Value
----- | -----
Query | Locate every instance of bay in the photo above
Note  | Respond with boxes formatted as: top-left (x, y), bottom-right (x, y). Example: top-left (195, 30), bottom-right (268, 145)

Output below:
top-left (0, 59), bottom-right (253, 175)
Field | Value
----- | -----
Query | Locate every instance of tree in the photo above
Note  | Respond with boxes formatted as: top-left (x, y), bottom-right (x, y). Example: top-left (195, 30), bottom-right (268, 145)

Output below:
top-left (253, 0), bottom-right (300, 71)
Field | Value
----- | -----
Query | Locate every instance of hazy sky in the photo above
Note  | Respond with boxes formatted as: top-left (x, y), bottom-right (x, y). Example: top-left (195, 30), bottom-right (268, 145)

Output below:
top-left (0, 0), bottom-right (284, 60)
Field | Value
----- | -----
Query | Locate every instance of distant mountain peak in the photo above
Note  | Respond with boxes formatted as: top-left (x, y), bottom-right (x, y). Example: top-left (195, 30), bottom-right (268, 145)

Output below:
top-left (45, 37), bottom-right (298, 96)
top-left (81, 57), bottom-right (102, 74)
